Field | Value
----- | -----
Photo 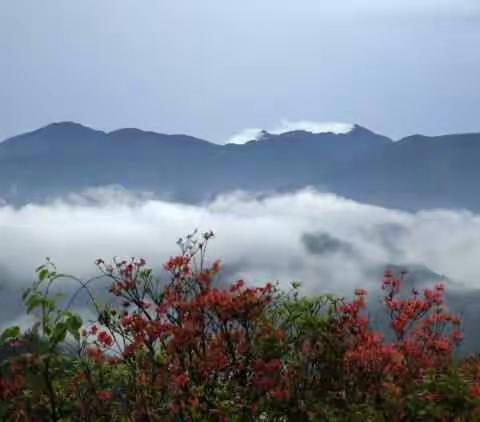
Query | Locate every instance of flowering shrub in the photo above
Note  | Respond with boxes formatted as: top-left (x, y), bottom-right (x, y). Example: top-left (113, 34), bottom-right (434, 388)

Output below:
top-left (1, 231), bottom-right (480, 420)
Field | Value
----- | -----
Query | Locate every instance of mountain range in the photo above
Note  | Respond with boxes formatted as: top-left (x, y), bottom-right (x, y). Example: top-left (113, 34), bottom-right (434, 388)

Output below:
top-left (1, 121), bottom-right (479, 211)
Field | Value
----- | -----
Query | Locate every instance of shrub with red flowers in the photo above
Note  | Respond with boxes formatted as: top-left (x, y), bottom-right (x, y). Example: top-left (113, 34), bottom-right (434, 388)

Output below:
top-left (1, 231), bottom-right (480, 420)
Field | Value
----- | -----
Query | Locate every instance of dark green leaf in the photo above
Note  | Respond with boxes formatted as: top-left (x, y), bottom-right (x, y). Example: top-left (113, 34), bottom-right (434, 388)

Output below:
top-left (38, 268), bottom-right (49, 281)
top-left (0, 326), bottom-right (20, 343)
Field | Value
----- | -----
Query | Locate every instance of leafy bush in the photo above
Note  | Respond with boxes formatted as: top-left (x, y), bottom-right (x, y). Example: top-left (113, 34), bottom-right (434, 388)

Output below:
top-left (1, 231), bottom-right (479, 421)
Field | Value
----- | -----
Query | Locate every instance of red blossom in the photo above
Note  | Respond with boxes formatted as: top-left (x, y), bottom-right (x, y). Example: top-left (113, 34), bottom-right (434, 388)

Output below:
top-left (96, 390), bottom-right (112, 401)
top-left (97, 331), bottom-right (113, 347)
top-left (3, 233), bottom-right (474, 420)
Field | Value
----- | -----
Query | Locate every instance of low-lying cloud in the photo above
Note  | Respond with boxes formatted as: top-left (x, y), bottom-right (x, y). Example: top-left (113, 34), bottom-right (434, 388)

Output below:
top-left (2, 187), bottom-right (480, 327)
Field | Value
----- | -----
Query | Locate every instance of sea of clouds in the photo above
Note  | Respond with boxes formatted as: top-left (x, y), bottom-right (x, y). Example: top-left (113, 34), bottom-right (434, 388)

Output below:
top-left (2, 187), bottom-right (480, 327)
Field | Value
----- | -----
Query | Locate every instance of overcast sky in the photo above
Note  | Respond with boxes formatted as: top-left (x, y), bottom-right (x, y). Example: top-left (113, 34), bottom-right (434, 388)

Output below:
top-left (1, 0), bottom-right (479, 143)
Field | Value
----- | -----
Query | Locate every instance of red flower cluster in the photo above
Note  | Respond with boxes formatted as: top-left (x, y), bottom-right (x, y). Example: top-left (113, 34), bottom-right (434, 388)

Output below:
top-left (1, 232), bottom-right (480, 420)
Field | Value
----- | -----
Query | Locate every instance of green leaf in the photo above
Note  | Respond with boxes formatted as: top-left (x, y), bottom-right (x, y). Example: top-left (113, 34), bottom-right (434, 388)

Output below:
top-left (0, 326), bottom-right (20, 343)
top-left (141, 268), bottom-right (152, 278)
top-left (22, 287), bottom-right (32, 301)
top-left (66, 314), bottom-right (83, 339)
top-left (35, 264), bottom-right (46, 273)
top-left (38, 268), bottom-right (49, 281)
top-left (51, 322), bottom-right (67, 344)
top-left (25, 293), bottom-right (44, 313)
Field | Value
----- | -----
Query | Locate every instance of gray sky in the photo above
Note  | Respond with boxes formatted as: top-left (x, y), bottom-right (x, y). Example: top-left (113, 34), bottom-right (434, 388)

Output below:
top-left (1, 0), bottom-right (479, 143)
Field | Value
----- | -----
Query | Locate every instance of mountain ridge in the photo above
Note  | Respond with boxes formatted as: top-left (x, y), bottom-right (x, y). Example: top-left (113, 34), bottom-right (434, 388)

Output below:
top-left (1, 121), bottom-right (480, 211)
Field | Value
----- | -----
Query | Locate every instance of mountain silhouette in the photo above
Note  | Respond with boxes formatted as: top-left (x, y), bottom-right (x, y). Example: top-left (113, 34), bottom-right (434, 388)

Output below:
top-left (1, 122), bottom-right (479, 211)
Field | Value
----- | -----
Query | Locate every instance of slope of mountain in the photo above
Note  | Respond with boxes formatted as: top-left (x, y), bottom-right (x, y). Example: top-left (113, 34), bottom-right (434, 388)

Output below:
top-left (1, 122), bottom-right (480, 211)
top-left (0, 122), bottom-right (221, 204)
top-left (332, 132), bottom-right (480, 211)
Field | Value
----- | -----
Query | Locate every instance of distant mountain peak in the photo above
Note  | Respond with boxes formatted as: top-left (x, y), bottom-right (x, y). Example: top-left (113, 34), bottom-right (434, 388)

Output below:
top-left (45, 121), bottom-right (85, 128)
top-left (229, 124), bottom-right (386, 145)
top-left (349, 124), bottom-right (372, 134)
top-left (0, 121), bottom-right (103, 146)
top-left (107, 128), bottom-right (157, 137)
top-left (42, 121), bottom-right (99, 133)
top-left (21, 121), bottom-right (104, 141)
top-left (348, 124), bottom-right (391, 139)
top-left (270, 121), bottom-right (354, 136)
top-left (226, 121), bottom-right (355, 144)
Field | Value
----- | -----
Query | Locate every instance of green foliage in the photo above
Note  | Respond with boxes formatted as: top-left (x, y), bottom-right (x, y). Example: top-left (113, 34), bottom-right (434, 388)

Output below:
top-left (0, 326), bottom-right (20, 344)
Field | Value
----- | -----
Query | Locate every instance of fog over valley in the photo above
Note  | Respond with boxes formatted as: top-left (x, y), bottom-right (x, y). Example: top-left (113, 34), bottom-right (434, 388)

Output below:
top-left (3, 187), bottom-right (480, 351)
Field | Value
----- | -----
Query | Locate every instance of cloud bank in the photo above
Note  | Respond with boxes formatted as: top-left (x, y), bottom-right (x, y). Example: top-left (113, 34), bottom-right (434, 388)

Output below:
top-left (2, 187), bottom-right (480, 327)
top-left (226, 128), bottom-right (265, 145)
